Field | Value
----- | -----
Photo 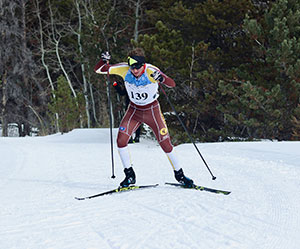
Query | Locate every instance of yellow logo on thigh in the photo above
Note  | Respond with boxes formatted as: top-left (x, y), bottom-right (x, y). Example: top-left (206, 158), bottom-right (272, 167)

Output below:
top-left (160, 128), bottom-right (168, 135)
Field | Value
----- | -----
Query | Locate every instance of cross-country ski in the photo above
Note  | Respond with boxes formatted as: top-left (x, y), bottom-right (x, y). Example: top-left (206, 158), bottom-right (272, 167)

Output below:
top-left (75, 184), bottom-right (159, 200)
top-left (165, 182), bottom-right (231, 195)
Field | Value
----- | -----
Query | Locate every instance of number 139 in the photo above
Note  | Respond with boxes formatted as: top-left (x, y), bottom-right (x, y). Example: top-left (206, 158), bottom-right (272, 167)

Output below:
top-left (130, 92), bottom-right (148, 100)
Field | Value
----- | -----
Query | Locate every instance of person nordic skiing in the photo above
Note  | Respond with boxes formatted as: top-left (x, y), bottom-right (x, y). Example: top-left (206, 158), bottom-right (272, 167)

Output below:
top-left (94, 48), bottom-right (193, 188)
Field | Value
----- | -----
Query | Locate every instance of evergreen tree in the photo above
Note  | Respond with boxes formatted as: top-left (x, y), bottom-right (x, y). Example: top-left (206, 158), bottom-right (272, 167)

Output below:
top-left (48, 75), bottom-right (85, 133)
top-left (217, 80), bottom-right (285, 139)
top-left (135, 0), bottom-right (256, 142)
top-left (242, 0), bottom-right (300, 140)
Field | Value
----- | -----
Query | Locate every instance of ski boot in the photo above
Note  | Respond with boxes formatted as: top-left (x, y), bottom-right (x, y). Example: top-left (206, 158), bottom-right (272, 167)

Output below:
top-left (174, 168), bottom-right (194, 187)
top-left (120, 167), bottom-right (136, 187)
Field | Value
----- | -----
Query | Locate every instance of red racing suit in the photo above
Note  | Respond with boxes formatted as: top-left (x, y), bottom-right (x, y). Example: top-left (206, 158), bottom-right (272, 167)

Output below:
top-left (94, 60), bottom-right (175, 153)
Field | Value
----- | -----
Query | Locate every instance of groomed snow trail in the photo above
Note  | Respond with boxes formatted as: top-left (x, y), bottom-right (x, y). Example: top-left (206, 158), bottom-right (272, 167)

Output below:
top-left (1, 129), bottom-right (300, 249)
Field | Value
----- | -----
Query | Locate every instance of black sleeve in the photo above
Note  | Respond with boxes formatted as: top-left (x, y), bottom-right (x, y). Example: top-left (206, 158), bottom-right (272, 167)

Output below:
top-left (113, 82), bottom-right (127, 96)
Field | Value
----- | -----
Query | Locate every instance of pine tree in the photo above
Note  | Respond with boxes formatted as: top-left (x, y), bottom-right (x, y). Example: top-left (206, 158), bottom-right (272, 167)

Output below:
top-left (242, 0), bottom-right (300, 139)
top-left (48, 75), bottom-right (85, 133)
top-left (135, 0), bottom-right (256, 142)
top-left (217, 80), bottom-right (286, 139)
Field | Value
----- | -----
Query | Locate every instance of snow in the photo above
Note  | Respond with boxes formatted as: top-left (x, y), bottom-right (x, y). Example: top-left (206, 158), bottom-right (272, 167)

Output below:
top-left (1, 128), bottom-right (300, 249)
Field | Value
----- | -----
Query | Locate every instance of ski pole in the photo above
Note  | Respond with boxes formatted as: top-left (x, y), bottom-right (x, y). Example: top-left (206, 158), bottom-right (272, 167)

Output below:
top-left (159, 83), bottom-right (216, 180)
top-left (106, 62), bottom-right (115, 179)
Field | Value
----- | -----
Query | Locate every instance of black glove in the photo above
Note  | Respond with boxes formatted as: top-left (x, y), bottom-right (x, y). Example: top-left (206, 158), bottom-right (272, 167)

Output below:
top-left (101, 51), bottom-right (111, 62)
top-left (151, 70), bottom-right (164, 83)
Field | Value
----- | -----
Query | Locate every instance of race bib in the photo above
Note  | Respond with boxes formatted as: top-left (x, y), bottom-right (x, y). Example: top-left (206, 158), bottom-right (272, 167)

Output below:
top-left (125, 82), bottom-right (158, 105)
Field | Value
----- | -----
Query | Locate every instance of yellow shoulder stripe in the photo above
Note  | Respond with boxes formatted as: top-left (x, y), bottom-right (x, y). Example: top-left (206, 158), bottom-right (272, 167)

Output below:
top-left (109, 63), bottom-right (129, 79)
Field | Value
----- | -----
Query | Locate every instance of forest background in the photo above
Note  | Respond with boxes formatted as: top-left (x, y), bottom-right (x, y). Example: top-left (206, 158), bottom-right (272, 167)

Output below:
top-left (1, 0), bottom-right (299, 142)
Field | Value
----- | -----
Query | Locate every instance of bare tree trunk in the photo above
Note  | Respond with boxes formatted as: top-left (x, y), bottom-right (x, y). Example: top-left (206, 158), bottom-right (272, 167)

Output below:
top-left (100, 0), bottom-right (117, 128)
top-left (27, 104), bottom-right (47, 135)
top-left (189, 41), bottom-right (195, 97)
top-left (48, 0), bottom-right (83, 128)
top-left (36, 0), bottom-right (60, 133)
top-left (82, 1), bottom-right (99, 126)
top-left (1, 71), bottom-right (8, 137)
top-left (85, 0), bottom-right (116, 127)
top-left (74, 0), bottom-right (90, 128)
top-left (21, 0), bottom-right (31, 136)
top-left (133, 0), bottom-right (141, 42)
top-left (89, 74), bottom-right (99, 126)
top-left (54, 38), bottom-right (84, 128)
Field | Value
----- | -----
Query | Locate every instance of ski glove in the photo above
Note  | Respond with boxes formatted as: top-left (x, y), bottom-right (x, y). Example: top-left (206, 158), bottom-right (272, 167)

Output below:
top-left (101, 51), bottom-right (111, 62)
top-left (151, 70), bottom-right (164, 83)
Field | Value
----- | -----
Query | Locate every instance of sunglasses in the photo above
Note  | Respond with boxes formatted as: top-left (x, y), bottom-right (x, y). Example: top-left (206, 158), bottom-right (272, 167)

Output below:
top-left (129, 63), bottom-right (144, 70)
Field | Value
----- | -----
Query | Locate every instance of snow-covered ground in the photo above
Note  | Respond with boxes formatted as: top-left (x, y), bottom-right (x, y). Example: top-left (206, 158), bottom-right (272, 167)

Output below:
top-left (1, 128), bottom-right (300, 249)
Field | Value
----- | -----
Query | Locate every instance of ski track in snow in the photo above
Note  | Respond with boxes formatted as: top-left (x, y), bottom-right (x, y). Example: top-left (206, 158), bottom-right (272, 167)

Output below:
top-left (1, 129), bottom-right (300, 249)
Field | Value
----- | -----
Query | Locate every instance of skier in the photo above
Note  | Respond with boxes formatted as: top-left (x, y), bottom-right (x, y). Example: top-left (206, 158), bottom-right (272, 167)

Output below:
top-left (94, 47), bottom-right (193, 188)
